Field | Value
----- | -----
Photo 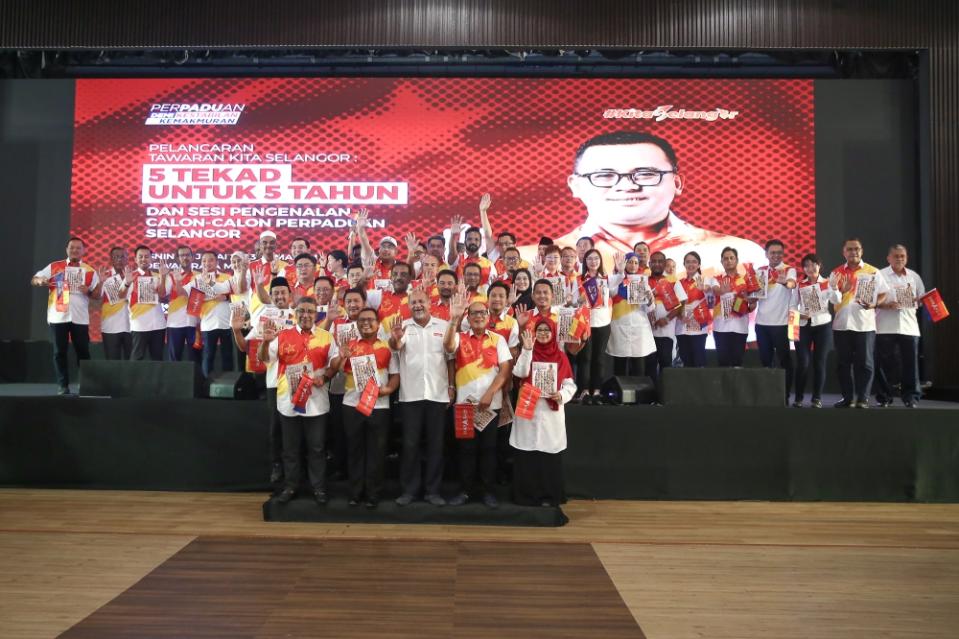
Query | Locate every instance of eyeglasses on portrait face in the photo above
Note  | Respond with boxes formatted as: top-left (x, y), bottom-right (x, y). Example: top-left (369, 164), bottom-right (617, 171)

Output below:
top-left (574, 168), bottom-right (675, 188)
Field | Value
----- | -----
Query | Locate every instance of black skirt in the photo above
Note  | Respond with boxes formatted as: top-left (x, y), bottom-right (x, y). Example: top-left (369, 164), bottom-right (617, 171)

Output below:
top-left (511, 448), bottom-right (566, 506)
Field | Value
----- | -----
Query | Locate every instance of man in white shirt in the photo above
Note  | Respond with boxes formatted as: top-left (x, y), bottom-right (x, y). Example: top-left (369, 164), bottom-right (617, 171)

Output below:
top-left (830, 238), bottom-right (890, 408)
top-left (754, 239), bottom-right (798, 401)
top-left (165, 245), bottom-right (199, 363)
top-left (98, 246), bottom-right (132, 361)
top-left (124, 244), bottom-right (167, 361)
top-left (184, 250), bottom-right (235, 378)
top-left (388, 288), bottom-right (455, 506)
top-left (874, 244), bottom-right (926, 407)
top-left (31, 237), bottom-right (101, 394)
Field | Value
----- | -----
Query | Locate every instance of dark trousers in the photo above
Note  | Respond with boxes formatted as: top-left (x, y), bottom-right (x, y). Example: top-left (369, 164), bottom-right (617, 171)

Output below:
top-left (343, 406), bottom-right (390, 501)
top-left (874, 334), bottom-right (920, 403)
top-left (279, 413), bottom-right (327, 492)
top-left (795, 322), bottom-right (833, 402)
top-left (834, 330), bottom-right (875, 402)
top-left (49, 322), bottom-right (90, 388)
top-left (167, 326), bottom-right (199, 362)
top-left (201, 328), bottom-right (234, 378)
top-left (714, 331), bottom-right (747, 367)
top-left (102, 331), bottom-right (131, 361)
top-left (131, 329), bottom-right (165, 361)
top-left (647, 337), bottom-right (674, 387)
top-left (676, 334), bottom-right (707, 368)
top-left (399, 400), bottom-right (447, 497)
top-left (328, 392), bottom-right (347, 477)
top-left (266, 388), bottom-right (282, 466)
top-left (612, 356), bottom-right (643, 376)
top-left (756, 323), bottom-right (793, 398)
top-left (457, 410), bottom-right (499, 497)
top-left (575, 324), bottom-right (611, 392)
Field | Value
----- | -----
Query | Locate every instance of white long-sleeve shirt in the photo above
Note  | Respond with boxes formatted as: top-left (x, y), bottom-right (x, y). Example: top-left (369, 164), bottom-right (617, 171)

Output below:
top-left (509, 348), bottom-right (577, 455)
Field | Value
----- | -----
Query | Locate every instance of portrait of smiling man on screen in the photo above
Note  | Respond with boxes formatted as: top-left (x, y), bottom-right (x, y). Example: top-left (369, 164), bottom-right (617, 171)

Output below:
top-left (542, 131), bottom-right (766, 275)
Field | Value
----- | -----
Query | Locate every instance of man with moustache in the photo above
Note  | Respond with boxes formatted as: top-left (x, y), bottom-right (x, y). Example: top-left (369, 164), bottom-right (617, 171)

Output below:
top-left (388, 288), bottom-right (455, 506)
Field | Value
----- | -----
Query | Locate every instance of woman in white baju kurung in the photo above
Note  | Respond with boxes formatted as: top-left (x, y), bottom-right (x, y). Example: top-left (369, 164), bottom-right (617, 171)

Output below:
top-left (510, 318), bottom-right (577, 507)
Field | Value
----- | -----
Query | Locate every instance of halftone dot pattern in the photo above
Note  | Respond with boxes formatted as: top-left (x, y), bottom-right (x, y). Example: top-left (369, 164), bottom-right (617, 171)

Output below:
top-left (72, 77), bottom-right (815, 270)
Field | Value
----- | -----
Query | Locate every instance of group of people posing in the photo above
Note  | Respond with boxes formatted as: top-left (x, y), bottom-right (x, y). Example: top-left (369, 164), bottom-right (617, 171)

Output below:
top-left (32, 195), bottom-right (928, 507)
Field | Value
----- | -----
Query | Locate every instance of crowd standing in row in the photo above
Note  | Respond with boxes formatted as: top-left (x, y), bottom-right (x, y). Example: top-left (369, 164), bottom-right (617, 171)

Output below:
top-left (32, 197), bottom-right (929, 506)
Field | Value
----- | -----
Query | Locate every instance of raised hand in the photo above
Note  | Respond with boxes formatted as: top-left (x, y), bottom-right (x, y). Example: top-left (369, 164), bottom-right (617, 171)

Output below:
top-left (389, 315), bottom-right (405, 342)
top-left (405, 232), bottom-right (418, 256)
top-left (337, 335), bottom-right (353, 360)
top-left (230, 304), bottom-right (246, 330)
top-left (508, 283), bottom-right (519, 306)
top-left (479, 193), bottom-right (492, 212)
top-left (315, 249), bottom-right (328, 269)
top-left (123, 265), bottom-right (134, 285)
top-left (515, 303), bottom-right (531, 329)
top-left (158, 263), bottom-right (170, 280)
top-left (520, 327), bottom-right (534, 350)
top-left (532, 253), bottom-right (545, 276)
top-left (450, 289), bottom-right (470, 320)
top-left (261, 320), bottom-right (279, 343)
top-left (449, 215), bottom-right (464, 238)
top-left (326, 301), bottom-right (341, 322)
top-left (355, 207), bottom-right (369, 228)
top-left (99, 265), bottom-right (113, 282)
top-left (613, 251), bottom-right (625, 273)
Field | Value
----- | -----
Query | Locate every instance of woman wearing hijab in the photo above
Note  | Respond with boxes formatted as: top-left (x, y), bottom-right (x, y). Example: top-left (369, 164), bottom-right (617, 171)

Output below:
top-left (606, 251), bottom-right (656, 378)
top-left (510, 318), bottom-right (577, 507)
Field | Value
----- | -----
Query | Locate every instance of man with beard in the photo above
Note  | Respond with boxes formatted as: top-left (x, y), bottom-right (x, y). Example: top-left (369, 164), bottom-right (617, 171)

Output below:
top-left (430, 269), bottom-right (458, 321)
top-left (449, 218), bottom-right (498, 286)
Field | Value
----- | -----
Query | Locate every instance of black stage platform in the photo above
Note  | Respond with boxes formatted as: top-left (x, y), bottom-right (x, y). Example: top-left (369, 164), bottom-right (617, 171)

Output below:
top-left (2, 389), bottom-right (958, 503)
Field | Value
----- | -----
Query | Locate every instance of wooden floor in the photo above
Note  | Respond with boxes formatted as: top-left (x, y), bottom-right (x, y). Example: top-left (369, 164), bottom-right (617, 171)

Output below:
top-left (1, 489), bottom-right (958, 638)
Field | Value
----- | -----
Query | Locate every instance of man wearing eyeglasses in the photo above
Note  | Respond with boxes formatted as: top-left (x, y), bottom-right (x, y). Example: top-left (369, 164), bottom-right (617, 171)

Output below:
top-left (536, 131), bottom-right (766, 277)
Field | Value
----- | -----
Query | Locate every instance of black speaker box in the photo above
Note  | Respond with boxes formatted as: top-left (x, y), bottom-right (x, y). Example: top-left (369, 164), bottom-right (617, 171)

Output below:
top-left (661, 367), bottom-right (786, 407)
top-left (599, 375), bottom-right (658, 405)
top-left (79, 360), bottom-right (199, 398)
top-left (208, 371), bottom-right (259, 400)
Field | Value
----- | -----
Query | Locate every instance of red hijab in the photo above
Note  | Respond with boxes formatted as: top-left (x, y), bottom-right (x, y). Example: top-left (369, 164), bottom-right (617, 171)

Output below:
top-left (529, 317), bottom-right (574, 410)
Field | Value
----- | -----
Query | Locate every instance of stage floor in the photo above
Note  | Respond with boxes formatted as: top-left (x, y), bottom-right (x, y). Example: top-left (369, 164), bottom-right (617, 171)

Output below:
top-left (1, 489), bottom-right (958, 638)
top-left (2, 382), bottom-right (958, 408)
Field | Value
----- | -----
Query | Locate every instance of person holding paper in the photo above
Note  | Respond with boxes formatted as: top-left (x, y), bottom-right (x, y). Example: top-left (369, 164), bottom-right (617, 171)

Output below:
top-left (830, 237), bottom-right (890, 408)
top-left (164, 245), bottom-right (199, 363)
top-left (874, 244), bottom-right (926, 408)
top-left (389, 288), bottom-right (455, 507)
top-left (240, 230), bottom-right (289, 327)
top-left (444, 293), bottom-right (514, 508)
top-left (234, 276), bottom-right (293, 488)
top-left (791, 253), bottom-right (840, 408)
top-left (184, 251), bottom-right (235, 378)
top-left (516, 279), bottom-right (589, 356)
top-left (606, 251), bottom-right (656, 379)
top-left (328, 307), bottom-right (399, 508)
top-left (125, 244), bottom-right (167, 362)
top-left (511, 321), bottom-right (577, 507)
top-left (258, 296), bottom-right (336, 505)
top-left (31, 237), bottom-right (100, 395)
top-left (324, 287), bottom-right (367, 480)
top-left (98, 246), bottom-right (132, 361)
top-left (754, 240), bottom-right (798, 401)
top-left (646, 251), bottom-right (687, 386)
top-left (709, 247), bottom-right (757, 368)
top-left (674, 251), bottom-right (711, 367)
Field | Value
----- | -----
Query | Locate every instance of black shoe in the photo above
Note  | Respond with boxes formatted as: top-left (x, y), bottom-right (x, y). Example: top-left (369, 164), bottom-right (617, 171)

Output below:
top-left (425, 494), bottom-right (446, 507)
top-left (876, 398), bottom-right (893, 408)
top-left (313, 490), bottom-right (328, 505)
top-left (833, 399), bottom-right (853, 408)
top-left (591, 393), bottom-right (604, 405)
top-left (482, 493), bottom-right (499, 509)
top-left (276, 488), bottom-right (295, 504)
top-left (792, 400), bottom-right (803, 408)
top-left (395, 493), bottom-right (414, 506)
top-left (854, 400), bottom-right (869, 409)
top-left (448, 492), bottom-right (469, 506)
top-left (348, 498), bottom-right (360, 507)
top-left (904, 400), bottom-right (918, 408)
top-left (270, 463), bottom-right (283, 484)
top-left (364, 499), bottom-right (378, 509)
top-left (57, 386), bottom-right (70, 396)
top-left (811, 398), bottom-right (822, 408)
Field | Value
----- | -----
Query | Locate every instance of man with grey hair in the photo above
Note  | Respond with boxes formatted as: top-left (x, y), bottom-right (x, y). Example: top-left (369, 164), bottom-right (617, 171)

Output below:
top-left (874, 244), bottom-right (925, 408)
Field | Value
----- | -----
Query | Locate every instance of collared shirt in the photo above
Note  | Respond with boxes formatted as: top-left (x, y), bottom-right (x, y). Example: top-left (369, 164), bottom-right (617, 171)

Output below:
top-left (674, 276), bottom-right (709, 336)
top-left (487, 309), bottom-right (520, 348)
top-left (791, 276), bottom-right (841, 327)
top-left (35, 260), bottom-right (99, 325)
top-left (454, 254), bottom-right (498, 286)
top-left (577, 274), bottom-right (612, 327)
top-left (876, 266), bottom-right (925, 336)
top-left (341, 338), bottom-right (398, 410)
top-left (647, 274), bottom-right (688, 339)
top-left (451, 329), bottom-right (513, 409)
top-left (755, 263), bottom-right (798, 326)
top-left (184, 272), bottom-right (234, 331)
top-left (246, 305), bottom-right (294, 387)
top-left (100, 268), bottom-right (130, 334)
top-left (128, 268), bottom-right (166, 332)
top-left (246, 257), bottom-right (289, 323)
top-left (831, 261), bottom-right (891, 332)
top-left (165, 270), bottom-right (199, 329)
top-left (265, 325), bottom-right (334, 417)
top-left (708, 273), bottom-right (752, 334)
top-left (394, 316), bottom-right (451, 403)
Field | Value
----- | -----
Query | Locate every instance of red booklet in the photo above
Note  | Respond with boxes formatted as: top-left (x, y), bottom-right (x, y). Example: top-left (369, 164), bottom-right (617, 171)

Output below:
top-left (515, 383), bottom-right (542, 420)
top-left (453, 403), bottom-right (476, 439)
top-left (356, 376), bottom-right (379, 417)
top-left (186, 287), bottom-right (205, 317)
top-left (292, 374), bottom-right (313, 414)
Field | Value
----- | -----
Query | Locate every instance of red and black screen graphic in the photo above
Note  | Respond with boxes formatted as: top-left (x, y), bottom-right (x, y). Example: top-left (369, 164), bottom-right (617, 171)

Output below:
top-left (71, 77), bottom-right (814, 266)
